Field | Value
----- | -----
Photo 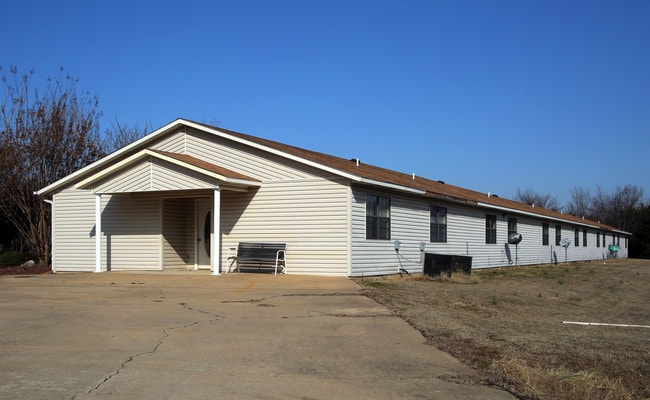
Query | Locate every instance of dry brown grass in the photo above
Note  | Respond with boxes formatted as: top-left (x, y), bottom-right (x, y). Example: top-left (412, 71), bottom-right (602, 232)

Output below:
top-left (358, 259), bottom-right (650, 400)
top-left (493, 358), bottom-right (633, 400)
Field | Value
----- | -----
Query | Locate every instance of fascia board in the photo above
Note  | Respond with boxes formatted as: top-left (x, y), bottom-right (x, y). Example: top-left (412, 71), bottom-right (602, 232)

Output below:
top-left (477, 201), bottom-right (602, 229)
top-left (223, 178), bottom-right (262, 187)
top-left (358, 178), bottom-right (426, 195)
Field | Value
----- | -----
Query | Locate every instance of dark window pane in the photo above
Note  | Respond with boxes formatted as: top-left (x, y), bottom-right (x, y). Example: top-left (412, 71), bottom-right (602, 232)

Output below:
top-left (430, 206), bottom-right (448, 243)
top-left (366, 194), bottom-right (391, 240)
top-left (486, 214), bottom-right (497, 244)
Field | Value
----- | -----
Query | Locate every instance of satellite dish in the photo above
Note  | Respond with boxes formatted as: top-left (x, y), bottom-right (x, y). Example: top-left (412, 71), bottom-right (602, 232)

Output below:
top-left (559, 238), bottom-right (571, 248)
top-left (507, 232), bottom-right (523, 245)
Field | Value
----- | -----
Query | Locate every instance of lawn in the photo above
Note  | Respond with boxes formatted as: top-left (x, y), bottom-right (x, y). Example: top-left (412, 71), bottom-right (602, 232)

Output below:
top-left (357, 258), bottom-right (650, 400)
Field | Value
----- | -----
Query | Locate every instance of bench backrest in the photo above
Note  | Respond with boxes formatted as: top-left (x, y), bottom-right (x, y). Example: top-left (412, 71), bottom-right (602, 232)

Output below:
top-left (237, 242), bottom-right (286, 260)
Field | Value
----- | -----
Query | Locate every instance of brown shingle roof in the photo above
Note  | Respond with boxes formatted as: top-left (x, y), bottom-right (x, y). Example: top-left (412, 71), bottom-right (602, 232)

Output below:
top-left (150, 149), bottom-right (260, 182)
top-left (191, 121), bottom-right (624, 233)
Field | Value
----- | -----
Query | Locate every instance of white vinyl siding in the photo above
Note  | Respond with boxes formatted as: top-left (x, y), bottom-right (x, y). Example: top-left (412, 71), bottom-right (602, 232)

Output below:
top-left (220, 178), bottom-right (350, 276)
top-left (52, 190), bottom-right (162, 272)
top-left (149, 131), bottom-right (186, 153)
top-left (93, 157), bottom-right (218, 194)
top-left (101, 194), bottom-right (161, 270)
top-left (52, 189), bottom-right (97, 271)
top-left (162, 198), bottom-right (194, 270)
top-left (173, 129), bottom-right (328, 181)
top-left (350, 186), bottom-right (626, 276)
top-left (95, 162), bottom-right (152, 193)
top-left (351, 189), bottom-right (427, 276)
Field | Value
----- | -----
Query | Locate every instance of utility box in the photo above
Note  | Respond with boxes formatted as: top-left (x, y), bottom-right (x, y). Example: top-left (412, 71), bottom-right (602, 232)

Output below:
top-left (423, 253), bottom-right (472, 277)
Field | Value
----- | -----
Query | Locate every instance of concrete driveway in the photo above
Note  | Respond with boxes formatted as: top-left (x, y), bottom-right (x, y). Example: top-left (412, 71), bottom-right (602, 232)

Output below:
top-left (0, 272), bottom-right (515, 400)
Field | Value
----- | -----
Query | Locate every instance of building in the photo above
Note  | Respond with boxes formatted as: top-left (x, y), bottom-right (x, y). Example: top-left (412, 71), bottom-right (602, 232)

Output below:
top-left (37, 119), bottom-right (630, 276)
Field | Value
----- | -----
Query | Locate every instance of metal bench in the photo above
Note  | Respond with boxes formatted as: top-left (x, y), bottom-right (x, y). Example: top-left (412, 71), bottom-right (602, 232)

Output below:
top-left (227, 242), bottom-right (286, 275)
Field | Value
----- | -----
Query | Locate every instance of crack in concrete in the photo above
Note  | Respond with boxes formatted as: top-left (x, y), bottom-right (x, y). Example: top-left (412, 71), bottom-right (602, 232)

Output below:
top-left (222, 293), bottom-right (384, 320)
top-left (222, 298), bottom-right (264, 304)
top-left (281, 293), bottom-right (365, 297)
top-left (177, 302), bottom-right (222, 318)
top-left (282, 310), bottom-right (393, 320)
top-left (221, 292), bottom-right (363, 304)
top-left (71, 302), bottom-right (221, 400)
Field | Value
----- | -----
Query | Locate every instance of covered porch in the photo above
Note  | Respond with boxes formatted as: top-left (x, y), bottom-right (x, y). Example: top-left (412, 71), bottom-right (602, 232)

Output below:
top-left (75, 149), bottom-right (261, 274)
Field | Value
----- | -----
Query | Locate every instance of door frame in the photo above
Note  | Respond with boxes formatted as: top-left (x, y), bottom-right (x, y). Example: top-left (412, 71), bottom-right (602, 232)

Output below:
top-left (195, 198), bottom-right (212, 270)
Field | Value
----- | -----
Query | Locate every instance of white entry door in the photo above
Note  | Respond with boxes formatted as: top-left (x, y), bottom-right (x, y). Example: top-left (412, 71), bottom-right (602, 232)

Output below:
top-left (196, 199), bottom-right (212, 269)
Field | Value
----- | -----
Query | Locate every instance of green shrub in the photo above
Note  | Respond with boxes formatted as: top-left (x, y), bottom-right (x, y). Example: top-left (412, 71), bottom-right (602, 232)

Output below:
top-left (0, 251), bottom-right (25, 268)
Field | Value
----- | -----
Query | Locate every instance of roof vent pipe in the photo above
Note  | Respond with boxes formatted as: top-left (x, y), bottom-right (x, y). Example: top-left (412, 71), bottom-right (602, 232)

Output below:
top-left (412, 173), bottom-right (415, 180)
top-left (356, 158), bottom-right (360, 167)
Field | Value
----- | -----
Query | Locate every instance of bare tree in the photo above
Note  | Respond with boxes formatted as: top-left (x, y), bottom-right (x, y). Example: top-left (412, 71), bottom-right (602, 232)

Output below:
top-left (566, 186), bottom-right (592, 218)
top-left (591, 184), bottom-right (645, 232)
top-left (514, 187), bottom-right (561, 211)
top-left (0, 66), bottom-right (103, 264)
top-left (103, 117), bottom-right (151, 153)
top-left (630, 203), bottom-right (650, 258)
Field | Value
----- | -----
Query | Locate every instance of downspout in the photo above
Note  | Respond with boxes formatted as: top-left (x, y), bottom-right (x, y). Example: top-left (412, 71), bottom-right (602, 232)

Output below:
top-left (43, 198), bottom-right (54, 273)
top-left (95, 194), bottom-right (102, 273)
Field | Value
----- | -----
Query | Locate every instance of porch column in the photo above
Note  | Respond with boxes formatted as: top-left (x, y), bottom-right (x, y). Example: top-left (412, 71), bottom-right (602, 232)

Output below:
top-left (95, 194), bottom-right (102, 273)
top-left (212, 188), bottom-right (221, 276)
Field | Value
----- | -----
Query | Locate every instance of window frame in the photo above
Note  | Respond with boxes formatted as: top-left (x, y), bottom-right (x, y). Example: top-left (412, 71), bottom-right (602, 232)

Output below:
top-left (583, 229), bottom-right (587, 247)
top-left (555, 225), bottom-right (562, 246)
top-left (485, 214), bottom-right (497, 244)
top-left (542, 223), bottom-right (549, 246)
top-left (574, 227), bottom-right (580, 247)
top-left (430, 205), bottom-right (447, 243)
top-left (365, 194), bottom-right (391, 240)
top-left (507, 217), bottom-right (518, 237)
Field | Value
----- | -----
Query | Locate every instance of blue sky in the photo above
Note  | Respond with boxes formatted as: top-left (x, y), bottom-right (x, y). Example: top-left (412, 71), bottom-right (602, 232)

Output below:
top-left (3, 0), bottom-right (649, 206)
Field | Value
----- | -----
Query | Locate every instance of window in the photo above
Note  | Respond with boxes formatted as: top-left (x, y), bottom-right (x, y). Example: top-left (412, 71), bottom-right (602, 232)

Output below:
top-left (508, 217), bottom-right (517, 237)
top-left (574, 228), bottom-right (579, 247)
top-left (542, 223), bottom-right (549, 246)
top-left (366, 194), bottom-right (391, 240)
top-left (596, 232), bottom-right (600, 247)
top-left (625, 237), bottom-right (628, 248)
top-left (555, 225), bottom-right (562, 245)
top-left (603, 232), bottom-right (607, 247)
top-left (486, 214), bottom-right (497, 244)
top-left (430, 206), bottom-right (447, 243)
top-left (616, 234), bottom-right (620, 246)
top-left (583, 229), bottom-right (587, 247)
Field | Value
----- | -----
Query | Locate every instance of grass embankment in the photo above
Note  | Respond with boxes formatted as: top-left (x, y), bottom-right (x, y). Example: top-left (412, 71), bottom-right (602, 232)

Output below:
top-left (358, 259), bottom-right (650, 400)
